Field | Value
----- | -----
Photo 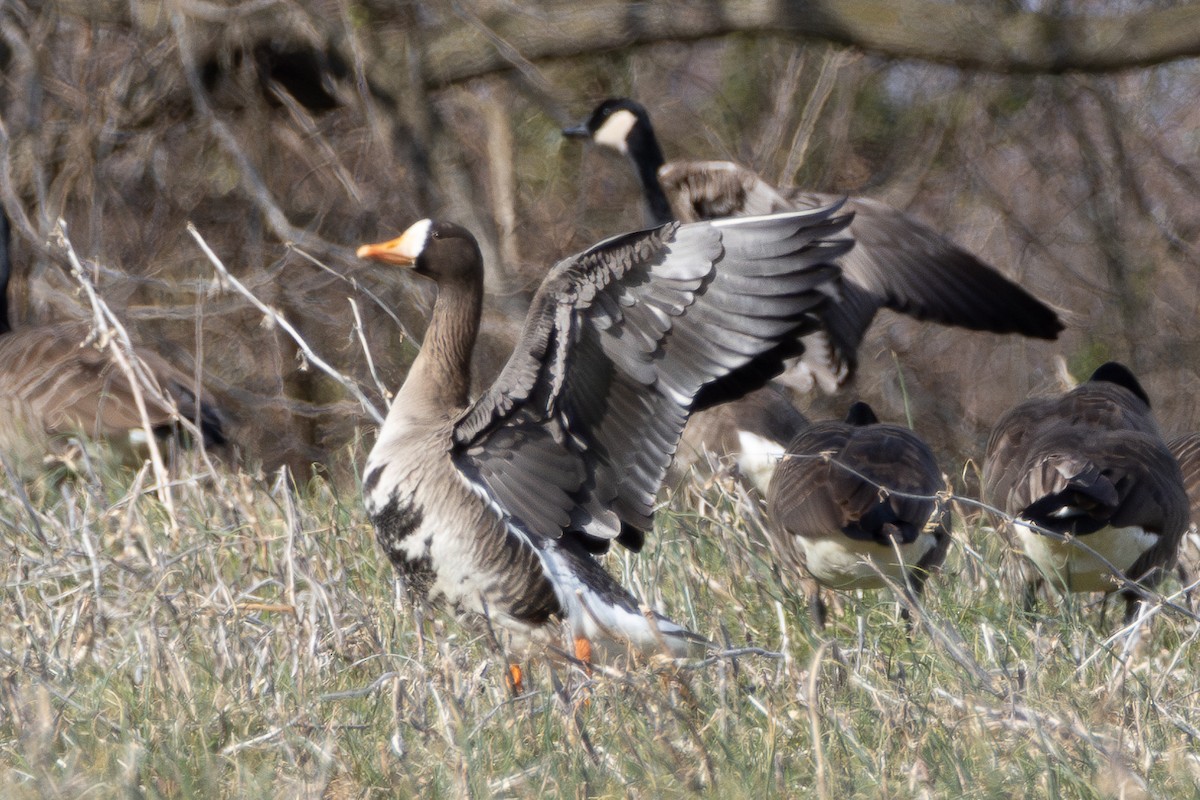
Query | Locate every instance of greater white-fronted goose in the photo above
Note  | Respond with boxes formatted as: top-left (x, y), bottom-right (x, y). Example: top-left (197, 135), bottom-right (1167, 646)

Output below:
top-left (982, 363), bottom-right (1188, 622)
top-left (673, 382), bottom-right (808, 494)
top-left (355, 206), bottom-right (852, 666)
top-left (766, 401), bottom-right (949, 626)
top-left (0, 212), bottom-right (227, 473)
top-left (563, 98), bottom-right (1063, 392)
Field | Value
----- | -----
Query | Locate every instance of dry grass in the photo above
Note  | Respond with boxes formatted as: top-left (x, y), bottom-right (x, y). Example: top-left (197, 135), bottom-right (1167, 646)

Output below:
top-left (2, 451), bottom-right (1198, 799)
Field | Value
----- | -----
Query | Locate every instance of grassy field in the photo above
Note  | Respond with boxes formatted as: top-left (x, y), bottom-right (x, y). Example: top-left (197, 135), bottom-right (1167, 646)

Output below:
top-left (0, 446), bottom-right (1196, 799)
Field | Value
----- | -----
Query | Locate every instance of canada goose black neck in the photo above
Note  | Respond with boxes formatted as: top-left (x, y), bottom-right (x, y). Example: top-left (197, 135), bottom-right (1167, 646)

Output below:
top-left (566, 98), bottom-right (673, 226)
top-left (0, 210), bottom-right (11, 335)
top-left (1088, 361), bottom-right (1150, 408)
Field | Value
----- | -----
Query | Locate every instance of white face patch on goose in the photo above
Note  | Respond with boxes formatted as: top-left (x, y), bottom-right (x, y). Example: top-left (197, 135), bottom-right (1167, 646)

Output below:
top-left (396, 218), bottom-right (433, 259)
top-left (593, 109), bottom-right (638, 154)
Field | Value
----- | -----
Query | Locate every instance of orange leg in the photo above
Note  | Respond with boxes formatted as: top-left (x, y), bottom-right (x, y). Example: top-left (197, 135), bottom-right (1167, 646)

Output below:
top-left (574, 636), bottom-right (593, 670)
top-left (573, 637), bottom-right (594, 707)
top-left (506, 663), bottom-right (525, 696)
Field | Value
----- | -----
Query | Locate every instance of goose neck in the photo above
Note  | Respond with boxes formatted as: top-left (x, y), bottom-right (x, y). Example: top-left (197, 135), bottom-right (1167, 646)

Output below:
top-left (395, 274), bottom-right (481, 418)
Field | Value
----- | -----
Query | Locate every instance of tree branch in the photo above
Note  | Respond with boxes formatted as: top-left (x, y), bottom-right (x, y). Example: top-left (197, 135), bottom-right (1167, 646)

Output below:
top-left (412, 0), bottom-right (1200, 83)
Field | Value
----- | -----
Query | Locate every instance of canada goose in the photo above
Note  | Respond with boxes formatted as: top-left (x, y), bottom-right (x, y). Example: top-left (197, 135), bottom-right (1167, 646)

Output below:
top-left (563, 98), bottom-right (1063, 391)
top-left (982, 363), bottom-right (1188, 622)
top-left (355, 206), bottom-right (852, 668)
top-left (674, 382), bottom-right (808, 494)
top-left (0, 211), bottom-right (227, 473)
top-left (766, 401), bottom-right (949, 626)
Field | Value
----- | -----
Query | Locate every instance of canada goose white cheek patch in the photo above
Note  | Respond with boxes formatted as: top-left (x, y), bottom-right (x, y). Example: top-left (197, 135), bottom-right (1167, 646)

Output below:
top-left (593, 109), bottom-right (638, 154)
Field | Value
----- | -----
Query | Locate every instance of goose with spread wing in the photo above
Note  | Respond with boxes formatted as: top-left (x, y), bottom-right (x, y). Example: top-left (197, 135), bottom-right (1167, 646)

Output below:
top-left (0, 211), bottom-right (226, 472)
top-left (564, 97), bottom-right (1063, 393)
top-left (356, 206), bottom-right (852, 663)
top-left (766, 401), bottom-right (949, 626)
top-left (982, 363), bottom-right (1188, 622)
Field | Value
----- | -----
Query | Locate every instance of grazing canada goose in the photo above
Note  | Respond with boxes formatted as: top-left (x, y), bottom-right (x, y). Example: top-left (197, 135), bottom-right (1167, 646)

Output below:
top-left (982, 363), bottom-right (1188, 622)
top-left (563, 98), bottom-right (1063, 391)
top-left (0, 211), bottom-right (226, 473)
top-left (766, 401), bottom-right (949, 626)
top-left (674, 382), bottom-right (808, 494)
top-left (355, 206), bottom-right (852, 668)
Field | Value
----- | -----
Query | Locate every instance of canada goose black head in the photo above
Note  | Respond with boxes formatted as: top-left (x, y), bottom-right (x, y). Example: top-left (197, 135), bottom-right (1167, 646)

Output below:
top-left (1088, 361), bottom-right (1151, 408)
top-left (564, 98), bottom-right (672, 225)
top-left (357, 219), bottom-right (482, 286)
top-left (563, 98), bottom-right (657, 156)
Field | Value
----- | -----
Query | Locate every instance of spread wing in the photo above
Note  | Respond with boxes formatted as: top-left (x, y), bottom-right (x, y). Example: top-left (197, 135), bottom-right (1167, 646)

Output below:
top-left (657, 159), bottom-right (1063, 370)
top-left (788, 192), bottom-right (1064, 345)
top-left (452, 207), bottom-right (851, 550)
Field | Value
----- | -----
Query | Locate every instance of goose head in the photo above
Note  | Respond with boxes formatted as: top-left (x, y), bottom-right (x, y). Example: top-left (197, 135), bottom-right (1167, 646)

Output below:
top-left (357, 219), bottom-right (482, 285)
top-left (562, 97), bottom-right (655, 156)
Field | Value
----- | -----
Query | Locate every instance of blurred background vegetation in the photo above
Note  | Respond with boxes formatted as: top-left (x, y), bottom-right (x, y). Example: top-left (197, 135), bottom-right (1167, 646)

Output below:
top-left (1, 0), bottom-right (1198, 479)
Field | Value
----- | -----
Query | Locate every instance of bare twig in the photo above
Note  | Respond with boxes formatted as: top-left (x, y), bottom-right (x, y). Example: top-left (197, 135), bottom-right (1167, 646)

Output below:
top-left (188, 224), bottom-right (384, 425)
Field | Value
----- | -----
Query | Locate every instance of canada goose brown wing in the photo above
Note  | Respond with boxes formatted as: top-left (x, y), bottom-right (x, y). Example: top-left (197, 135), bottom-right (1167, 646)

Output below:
top-left (784, 192), bottom-right (1065, 342)
top-left (658, 160), bottom-right (794, 223)
top-left (656, 158), bottom-right (1062, 344)
top-left (768, 421), bottom-right (857, 538)
top-left (1003, 424), bottom-right (1188, 585)
top-left (771, 420), bottom-right (943, 545)
top-left (984, 364), bottom-right (1160, 509)
top-left (836, 423), bottom-right (945, 542)
top-left (982, 394), bottom-right (1059, 510)
top-left (452, 207), bottom-right (851, 549)
top-left (1168, 432), bottom-right (1200, 525)
top-left (1008, 427), bottom-right (1185, 531)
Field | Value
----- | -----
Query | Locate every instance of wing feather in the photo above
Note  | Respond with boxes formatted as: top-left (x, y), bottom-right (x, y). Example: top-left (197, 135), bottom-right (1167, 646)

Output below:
top-left (453, 207), bottom-right (851, 549)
